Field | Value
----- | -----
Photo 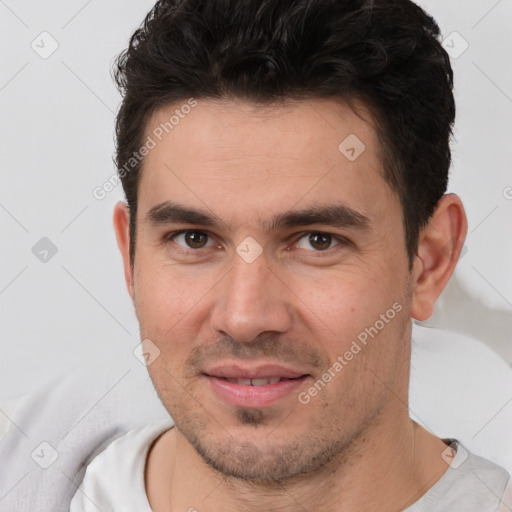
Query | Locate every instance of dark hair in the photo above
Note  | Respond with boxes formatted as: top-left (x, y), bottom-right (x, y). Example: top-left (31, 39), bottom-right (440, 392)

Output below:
top-left (112, 0), bottom-right (455, 269)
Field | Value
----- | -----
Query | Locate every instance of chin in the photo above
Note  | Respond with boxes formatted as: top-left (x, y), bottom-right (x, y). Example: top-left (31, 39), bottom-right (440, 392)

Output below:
top-left (173, 409), bottom-right (351, 483)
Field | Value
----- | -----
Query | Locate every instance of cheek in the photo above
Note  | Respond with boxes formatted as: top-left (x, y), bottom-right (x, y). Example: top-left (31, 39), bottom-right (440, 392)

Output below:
top-left (294, 269), bottom-right (410, 410)
top-left (133, 256), bottom-right (198, 343)
top-left (289, 264), bottom-right (402, 346)
top-left (133, 256), bottom-right (233, 383)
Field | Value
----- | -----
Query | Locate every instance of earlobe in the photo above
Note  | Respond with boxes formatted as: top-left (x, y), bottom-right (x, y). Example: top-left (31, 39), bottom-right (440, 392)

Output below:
top-left (113, 201), bottom-right (135, 301)
top-left (410, 194), bottom-right (468, 321)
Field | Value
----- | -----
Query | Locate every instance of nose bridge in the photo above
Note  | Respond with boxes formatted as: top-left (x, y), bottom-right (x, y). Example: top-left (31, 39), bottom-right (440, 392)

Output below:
top-left (229, 250), bottom-right (270, 305)
top-left (211, 247), bottom-right (292, 342)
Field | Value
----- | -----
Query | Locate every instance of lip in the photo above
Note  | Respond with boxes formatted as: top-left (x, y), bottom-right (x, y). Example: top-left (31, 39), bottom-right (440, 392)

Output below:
top-left (204, 363), bottom-right (308, 380)
top-left (204, 362), bottom-right (310, 408)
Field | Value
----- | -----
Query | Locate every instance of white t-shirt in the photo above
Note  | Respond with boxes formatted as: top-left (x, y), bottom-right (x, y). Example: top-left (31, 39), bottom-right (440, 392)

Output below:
top-left (69, 420), bottom-right (512, 512)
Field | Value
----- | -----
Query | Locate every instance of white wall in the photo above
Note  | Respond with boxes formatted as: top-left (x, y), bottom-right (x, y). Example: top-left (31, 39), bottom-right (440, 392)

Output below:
top-left (1, 0), bottom-right (511, 398)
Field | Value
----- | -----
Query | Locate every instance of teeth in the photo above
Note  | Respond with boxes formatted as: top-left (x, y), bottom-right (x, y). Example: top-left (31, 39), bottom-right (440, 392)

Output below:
top-left (226, 377), bottom-right (281, 386)
top-left (227, 378), bottom-right (252, 385)
top-left (252, 377), bottom-right (280, 386)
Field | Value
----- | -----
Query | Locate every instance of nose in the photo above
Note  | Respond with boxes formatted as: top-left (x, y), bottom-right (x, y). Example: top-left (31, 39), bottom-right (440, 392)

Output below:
top-left (210, 248), bottom-right (293, 344)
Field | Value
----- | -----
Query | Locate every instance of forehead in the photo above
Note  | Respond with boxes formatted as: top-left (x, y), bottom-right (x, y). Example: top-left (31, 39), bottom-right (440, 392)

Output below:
top-left (144, 97), bottom-right (379, 166)
top-left (137, 97), bottom-right (398, 233)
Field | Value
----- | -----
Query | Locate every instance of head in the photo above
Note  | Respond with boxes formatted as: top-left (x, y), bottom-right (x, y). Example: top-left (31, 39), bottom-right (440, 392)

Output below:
top-left (112, 0), bottom-right (467, 483)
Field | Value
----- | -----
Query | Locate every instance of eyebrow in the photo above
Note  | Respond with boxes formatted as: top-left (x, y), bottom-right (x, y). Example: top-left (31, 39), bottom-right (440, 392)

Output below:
top-left (145, 200), bottom-right (371, 233)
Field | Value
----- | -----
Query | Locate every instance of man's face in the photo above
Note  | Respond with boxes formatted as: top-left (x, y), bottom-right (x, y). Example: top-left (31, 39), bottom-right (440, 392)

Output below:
top-left (129, 98), bottom-right (414, 481)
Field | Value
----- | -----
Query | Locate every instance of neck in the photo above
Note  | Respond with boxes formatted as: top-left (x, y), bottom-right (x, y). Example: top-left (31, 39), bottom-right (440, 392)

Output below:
top-left (146, 408), bottom-right (450, 512)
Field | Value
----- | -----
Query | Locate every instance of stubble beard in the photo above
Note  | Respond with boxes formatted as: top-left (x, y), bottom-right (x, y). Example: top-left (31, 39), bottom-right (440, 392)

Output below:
top-left (166, 396), bottom-right (385, 486)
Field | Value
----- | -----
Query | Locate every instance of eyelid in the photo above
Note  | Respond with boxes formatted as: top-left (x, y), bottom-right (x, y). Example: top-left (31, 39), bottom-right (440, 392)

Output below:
top-left (163, 229), bottom-right (349, 253)
top-left (292, 231), bottom-right (348, 252)
top-left (164, 229), bottom-right (217, 251)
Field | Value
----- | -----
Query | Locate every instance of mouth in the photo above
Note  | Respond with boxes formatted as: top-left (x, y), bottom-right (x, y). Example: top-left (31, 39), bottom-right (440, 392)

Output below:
top-left (220, 376), bottom-right (300, 386)
top-left (203, 363), bottom-right (310, 408)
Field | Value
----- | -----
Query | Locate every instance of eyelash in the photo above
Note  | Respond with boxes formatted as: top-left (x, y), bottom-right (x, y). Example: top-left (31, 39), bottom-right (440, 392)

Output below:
top-left (163, 230), bottom-right (349, 256)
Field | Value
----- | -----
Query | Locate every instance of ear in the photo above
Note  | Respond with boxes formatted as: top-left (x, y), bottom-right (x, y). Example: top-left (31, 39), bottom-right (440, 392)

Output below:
top-left (410, 193), bottom-right (468, 321)
top-left (113, 201), bottom-right (135, 301)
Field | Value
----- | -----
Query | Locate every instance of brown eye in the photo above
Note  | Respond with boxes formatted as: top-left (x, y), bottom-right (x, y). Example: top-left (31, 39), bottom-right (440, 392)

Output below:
top-left (295, 232), bottom-right (344, 252)
top-left (170, 230), bottom-right (213, 250)
top-left (309, 233), bottom-right (331, 251)
top-left (184, 231), bottom-right (208, 249)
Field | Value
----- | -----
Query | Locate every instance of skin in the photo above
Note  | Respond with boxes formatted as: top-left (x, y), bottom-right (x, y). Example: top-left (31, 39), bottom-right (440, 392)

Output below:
top-left (113, 97), bottom-right (467, 512)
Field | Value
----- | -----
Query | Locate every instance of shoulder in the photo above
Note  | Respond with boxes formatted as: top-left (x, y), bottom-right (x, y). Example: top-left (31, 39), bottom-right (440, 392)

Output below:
top-left (69, 419), bottom-right (174, 512)
top-left (409, 440), bottom-right (511, 512)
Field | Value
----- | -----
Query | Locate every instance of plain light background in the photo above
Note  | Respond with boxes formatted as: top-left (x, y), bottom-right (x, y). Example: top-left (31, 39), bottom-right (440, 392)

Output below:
top-left (0, 0), bottom-right (511, 399)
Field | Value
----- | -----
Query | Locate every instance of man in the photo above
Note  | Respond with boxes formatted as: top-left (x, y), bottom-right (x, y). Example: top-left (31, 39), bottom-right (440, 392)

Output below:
top-left (69, 0), bottom-right (511, 510)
